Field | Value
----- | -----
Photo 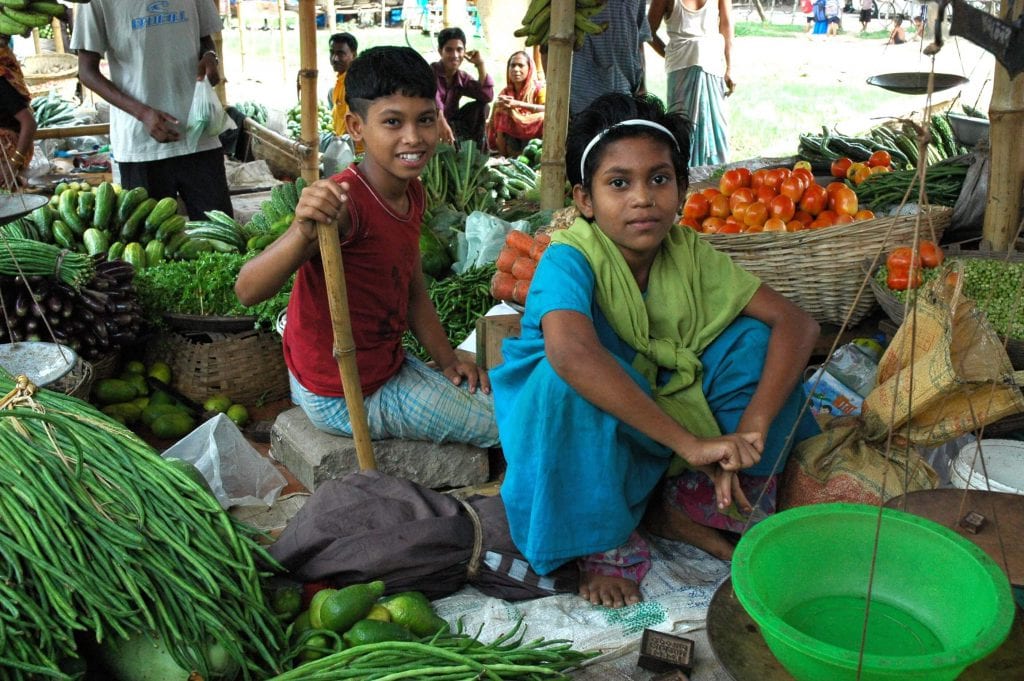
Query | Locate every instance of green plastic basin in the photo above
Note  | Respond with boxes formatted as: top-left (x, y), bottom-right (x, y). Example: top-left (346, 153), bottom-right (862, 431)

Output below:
top-left (731, 503), bottom-right (1014, 681)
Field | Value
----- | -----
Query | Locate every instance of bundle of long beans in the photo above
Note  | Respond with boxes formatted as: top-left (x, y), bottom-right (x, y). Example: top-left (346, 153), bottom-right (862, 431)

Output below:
top-left (269, 619), bottom-right (597, 680)
top-left (0, 236), bottom-right (94, 289)
top-left (0, 372), bottom-right (287, 679)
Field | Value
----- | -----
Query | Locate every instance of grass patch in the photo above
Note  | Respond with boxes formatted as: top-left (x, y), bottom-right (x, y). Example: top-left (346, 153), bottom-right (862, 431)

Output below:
top-left (734, 22), bottom-right (806, 38)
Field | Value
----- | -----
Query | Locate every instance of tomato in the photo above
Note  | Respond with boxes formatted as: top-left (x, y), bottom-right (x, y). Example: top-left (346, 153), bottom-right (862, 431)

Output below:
top-left (869, 164), bottom-right (890, 175)
top-left (833, 214), bottom-right (855, 225)
top-left (809, 217), bottom-right (834, 229)
top-left (701, 187), bottom-right (722, 200)
top-left (750, 168), bottom-right (768, 189)
top-left (919, 240), bottom-right (944, 268)
top-left (817, 210), bottom-right (838, 225)
top-left (701, 216), bottom-right (725, 233)
top-left (734, 167), bottom-right (753, 188)
top-left (831, 157), bottom-right (853, 179)
top-left (798, 184), bottom-right (828, 216)
top-left (793, 209), bottom-right (814, 226)
top-left (763, 168), bottom-right (786, 193)
top-left (755, 186), bottom-right (778, 205)
top-left (887, 269), bottom-right (923, 290)
top-left (679, 217), bottom-right (701, 230)
top-left (867, 150), bottom-right (892, 168)
top-left (768, 194), bottom-right (796, 222)
top-left (846, 162), bottom-right (867, 181)
top-left (709, 194), bottom-right (731, 219)
top-left (852, 165), bottom-right (873, 185)
top-left (787, 219), bottom-right (807, 231)
top-left (853, 209), bottom-right (875, 221)
top-left (731, 201), bottom-right (751, 223)
top-left (763, 217), bottom-right (788, 232)
top-left (793, 160), bottom-right (813, 172)
top-left (743, 201), bottom-right (769, 229)
top-left (719, 219), bottom-right (742, 233)
top-left (825, 181), bottom-right (848, 197)
top-left (830, 186), bottom-right (859, 216)
top-left (791, 168), bottom-right (814, 191)
top-left (886, 247), bottom-right (921, 274)
top-left (729, 187), bottom-right (755, 212)
top-left (779, 176), bottom-right (805, 202)
top-left (719, 168), bottom-right (744, 196)
top-left (683, 193), bottom-right (710, 221)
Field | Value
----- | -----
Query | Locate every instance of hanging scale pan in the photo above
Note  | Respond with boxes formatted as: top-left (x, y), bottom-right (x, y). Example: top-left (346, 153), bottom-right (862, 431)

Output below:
top-left (866, 72), bottom-right (969, 95)
top-left (0, 193), bottom-right (47, 226)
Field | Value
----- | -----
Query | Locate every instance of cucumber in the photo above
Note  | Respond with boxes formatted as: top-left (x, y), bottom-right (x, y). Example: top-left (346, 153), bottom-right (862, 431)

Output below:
top-left (123, 242), bottom-right (146, 270)
top-left (76, 190), bottom-right (96, 223)
top-left (144, 197), bottom-right (179, 234)
top-left (92, 182), bottom-right (116, 231)
top-left (29, 205), bottom-right (54, 243)
top-left (82, 228), bottom-right (110, 257)
top-left (120, 197), bottom-right (157, 242)
top-left (144, 240), bottom-right (165, 268)
top-left (107, 241), bottom-right (126, 261)
top-left (59, 188), bottom-right (86, 236)
top-left (116, 186), bottom-right (148, 227)
top-left (51, 220), bottom-right (75, 250)
top-left (154, 214), bottom-right (187, 242)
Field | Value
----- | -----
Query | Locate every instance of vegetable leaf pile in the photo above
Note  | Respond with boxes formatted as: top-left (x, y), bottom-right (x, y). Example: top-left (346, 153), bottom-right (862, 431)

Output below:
top-left (134, 252), bottom-right (292, 330)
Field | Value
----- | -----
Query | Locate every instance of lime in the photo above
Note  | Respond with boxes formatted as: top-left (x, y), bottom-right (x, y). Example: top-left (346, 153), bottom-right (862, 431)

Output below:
top-left (271, 585), bottom-right (303, 620)
top-left (290, 610), bottom-right (312, 642)
top-left (132, 395), bottom-right (150, 411)
top-left (316, 581), bottom-right (383, 633)
top-left (203, 394), bottom-right (232, 414)
top-left (148, 390), bottom-right (175, 407)
top-left (226, 403), bottom-right (249, 427)
top-left (148, 361), bottom-right (172, 384)
top-left (124, 360), bottom-right (146, 375)
top-left (123, 373), bottom-right (149, 398)
top-left (365, 604), bottom-right (392, 622)
top-left (307, 588), bottom-right (339, 630)
top-left (299, 633), bottom-right (332, 662)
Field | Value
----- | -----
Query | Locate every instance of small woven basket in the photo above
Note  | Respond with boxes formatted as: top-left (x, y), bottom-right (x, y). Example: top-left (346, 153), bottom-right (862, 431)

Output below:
top-left (48, 356), bottom-right (94, 401)
top-left (865, 246), bottom-right (1024, 369)
top-left (21, 53), bottom-right (79, 100)
top-left (144, 329), bottom-right (289, 405)
top-left (699, 206), bottom-right (953, 326)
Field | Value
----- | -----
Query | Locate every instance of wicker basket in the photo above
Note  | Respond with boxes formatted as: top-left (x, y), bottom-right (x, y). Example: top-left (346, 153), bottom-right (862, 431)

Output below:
top-left (21, 53), bottom-right (79, 101)
top-left (89, 351), bottom-right (120, 381)
top-left (143, 329), bottom-right (289, 405)
top-left (49, 356), bottom-right (94, 401)
top-left (865, 247), bottom-right (1024, 369)
top-left (699, 206), bottom-right (953, 326)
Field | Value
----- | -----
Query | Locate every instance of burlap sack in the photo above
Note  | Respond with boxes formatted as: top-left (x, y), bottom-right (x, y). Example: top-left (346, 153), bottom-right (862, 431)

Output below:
top-left (782, 262), bottom-right (1024, 508)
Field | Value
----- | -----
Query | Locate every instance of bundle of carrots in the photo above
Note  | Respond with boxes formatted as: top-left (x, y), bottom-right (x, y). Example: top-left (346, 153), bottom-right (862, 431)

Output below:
top-left (490, 229), bottom-right (550, 305)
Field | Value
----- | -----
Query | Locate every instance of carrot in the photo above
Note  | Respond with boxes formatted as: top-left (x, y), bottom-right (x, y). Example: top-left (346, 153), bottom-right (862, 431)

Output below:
top-left (529, 241), bottom-right (548, 261)
top-left (534, 233), bottom-right (551, 246)
top-left (512, 278), bottom-right (530, 305)
top-left (505, 230), bottom-right (535, 257)
top-left (495, 247), bottom-right (518, 273)
top-left (511, 257), bottom-right (536, 282)
top-left (490, 271), bottom-right (517, 301)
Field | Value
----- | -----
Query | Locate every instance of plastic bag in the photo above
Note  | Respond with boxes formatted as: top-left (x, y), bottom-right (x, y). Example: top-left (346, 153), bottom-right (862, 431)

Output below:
top-left (162, 413), bottom-right (286, 509)
top-left (186, 78), bottom-right (235, 151)
top-left (321, 134), bottom-right (355, 177)
top-left (453, 211), bottom-right (530, 274)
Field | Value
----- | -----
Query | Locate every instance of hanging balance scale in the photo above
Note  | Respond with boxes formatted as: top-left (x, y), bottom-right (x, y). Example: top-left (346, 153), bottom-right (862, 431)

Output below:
top-left (708, 488), bottom-right (1024, 679)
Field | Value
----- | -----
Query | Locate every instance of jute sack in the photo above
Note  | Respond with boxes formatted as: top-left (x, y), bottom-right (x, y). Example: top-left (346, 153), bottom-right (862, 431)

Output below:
top-left (781, 262), bottom-right (1024, 508)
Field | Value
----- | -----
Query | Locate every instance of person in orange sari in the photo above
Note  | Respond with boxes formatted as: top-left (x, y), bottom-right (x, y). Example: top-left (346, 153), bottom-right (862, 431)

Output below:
top-left (487, 51), bottom-right (545, 158)
top-left (0, 33), bottom-right (36, 190)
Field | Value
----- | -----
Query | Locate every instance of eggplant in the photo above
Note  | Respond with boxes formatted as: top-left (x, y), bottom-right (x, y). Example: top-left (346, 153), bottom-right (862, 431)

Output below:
top-left (24, 318), bottom-right (38, 334)
top-left (67, 339), bottom-right (80, 352)
top-left (26, 334), bottom-right (41, 342)
top-left (47, 295), bottom-right (63, 314)
top-left (75, 308), bottom-right (95, 324)
top-left (108, 332), bottom-right (134, 347)
top-left (114, 313), bottom-right (134, 328)
top-left (30, 303), bottom-right (46, 319)
top-left (46, 313), bottom-right (61, 327)
top-left (78, 291), bottom-right (108, 315)
top-left (61, 306), bottom-right (73, 319)
top-left (113, 301), bottom-right (135, 315)
top-left (89, 277), bottom-right (110, 291)
top-left (93, 323), bottom-right (108, 343)
top-left (14, 291), bottom-right (30, 318)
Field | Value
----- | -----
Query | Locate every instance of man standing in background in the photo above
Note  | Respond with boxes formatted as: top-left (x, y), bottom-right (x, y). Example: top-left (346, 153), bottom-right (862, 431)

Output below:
top-left (72, 0), bottom-right (234, 219)
top-left (432, 26), bottom-right (494, 147)
top-left (568, 0), bottom-right (651, 117)
top-left (327, 31), bottom-right (358, 138)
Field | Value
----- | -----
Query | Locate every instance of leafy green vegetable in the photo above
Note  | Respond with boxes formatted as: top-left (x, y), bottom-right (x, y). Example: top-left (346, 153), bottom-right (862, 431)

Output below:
top-left (403, 265), bottom-right (496, 361)
top-left (134, 252), bottom-right (292, 330)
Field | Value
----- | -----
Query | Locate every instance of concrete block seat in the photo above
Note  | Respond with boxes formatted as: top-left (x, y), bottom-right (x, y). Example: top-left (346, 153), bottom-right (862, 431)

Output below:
top-left (270, 407), bottom-right (491, 492)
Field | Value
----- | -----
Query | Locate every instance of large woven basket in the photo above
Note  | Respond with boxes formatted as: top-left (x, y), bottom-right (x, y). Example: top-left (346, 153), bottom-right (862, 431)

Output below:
top-left (144, 329), bottom-right (289, 405)
top-left (864, 246), bottom-right (1024, 369)
top-left (49, 356), bottom-right (93, 401)
top-left (20, 53), bottom-right (78, 100)
top-left (699, 206), bottom-right (953, 326)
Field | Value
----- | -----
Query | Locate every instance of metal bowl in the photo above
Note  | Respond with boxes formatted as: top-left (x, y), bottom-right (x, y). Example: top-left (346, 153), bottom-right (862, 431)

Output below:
top-left (947, 112), bottom-right (990, 147)
top-left (866, 72), bottom-right (968, 95)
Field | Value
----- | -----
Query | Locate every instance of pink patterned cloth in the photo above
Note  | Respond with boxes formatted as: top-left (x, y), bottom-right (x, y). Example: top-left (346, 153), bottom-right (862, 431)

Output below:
top-left (663, 469), bottom-right (778, 534)
top-left (578, 531), bottom-right (652, 584)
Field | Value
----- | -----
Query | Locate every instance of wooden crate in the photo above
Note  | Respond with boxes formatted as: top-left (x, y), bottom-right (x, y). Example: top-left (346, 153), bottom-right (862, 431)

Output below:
top-left (475, 314), bottom-right (521, 371)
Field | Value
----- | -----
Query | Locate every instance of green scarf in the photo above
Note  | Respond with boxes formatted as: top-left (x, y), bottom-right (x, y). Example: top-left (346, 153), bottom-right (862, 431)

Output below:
top-left (550, 218), bottom-right (759, 475)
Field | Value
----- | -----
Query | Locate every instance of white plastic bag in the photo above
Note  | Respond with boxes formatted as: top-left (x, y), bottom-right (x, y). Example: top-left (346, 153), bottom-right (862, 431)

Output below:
top-left (453, 211), bottom-right (530, 274)
top-left (162, 414), bottom-right (286, 509)
top-left (185, 78), bottom-right (235, 151)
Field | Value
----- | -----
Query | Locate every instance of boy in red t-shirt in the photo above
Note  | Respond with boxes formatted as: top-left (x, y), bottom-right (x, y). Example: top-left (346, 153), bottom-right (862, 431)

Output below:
top-left (236, 46), bottom-right (497, 447)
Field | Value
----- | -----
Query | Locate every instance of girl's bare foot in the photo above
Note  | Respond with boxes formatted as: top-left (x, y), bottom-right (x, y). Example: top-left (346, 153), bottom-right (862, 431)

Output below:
top-left (642, 495), bottom-right (736, 561)
top-left (579, 571), bottom-right (642, 608)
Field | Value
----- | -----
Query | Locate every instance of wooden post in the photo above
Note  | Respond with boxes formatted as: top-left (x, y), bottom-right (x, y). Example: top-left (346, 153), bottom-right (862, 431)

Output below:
top-left (278, 0), bottom-right (288, 84)
top-left (31, 28), bottom-right (40, 55)
top-left (51, 19), bottom-right (64, 53)
top-left (237, 0), bottom-right (248, 74)
top-left (539, 0), bottom-right (574, 211)
top-left (327, 1), bottom-right (337, 33)
top-left (979, 3), bottom-right (1024, 253)
top-left (299, 0), bottom-right (377, 471)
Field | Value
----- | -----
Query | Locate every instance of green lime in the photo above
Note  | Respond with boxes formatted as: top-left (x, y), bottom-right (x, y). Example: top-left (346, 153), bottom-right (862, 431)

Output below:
top-left (365, 604), bottom-right (392, 622)
top-left (132, 395), bottom-right (150, 411)
top-left (290, 610), bottom-right (312, 642)
top-left (271, 585), bottom-right (303, 620)
top-left (226, 403), bottom-right (249, 427)
top-left (203, 394), bottom-right (232, 414)
top-left (148, 390), bottom-right (175, 407)
top-left (299, 633), bottom-right (332, 662)
top-left (123, 373), bottom-right (149, 398)
top-left (124, 360), bottom-right (146, 375)
top-left (148, 361), bottom-right (172, 384)
top-left (308, 588), bottom-right (339, 630)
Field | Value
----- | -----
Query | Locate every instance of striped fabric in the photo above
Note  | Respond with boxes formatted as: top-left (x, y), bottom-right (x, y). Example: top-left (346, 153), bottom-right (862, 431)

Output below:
top-left (289, 356), bottom-right (499, 447)
top-left (668, 65), bottom-right (730, 167)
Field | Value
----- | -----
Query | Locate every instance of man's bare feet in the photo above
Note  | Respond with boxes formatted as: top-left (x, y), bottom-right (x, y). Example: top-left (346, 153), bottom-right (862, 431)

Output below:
top-left (579, 571), bottom-right (642, 608)
top-left (642, 495), bottom-right (736, 561)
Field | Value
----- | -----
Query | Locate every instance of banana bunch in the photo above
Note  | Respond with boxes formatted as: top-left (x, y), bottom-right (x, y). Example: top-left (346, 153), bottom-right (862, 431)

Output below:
top-left (0, 1), bottom-right (70, 36)
top-left (513, 0), bottom-right (609, 50)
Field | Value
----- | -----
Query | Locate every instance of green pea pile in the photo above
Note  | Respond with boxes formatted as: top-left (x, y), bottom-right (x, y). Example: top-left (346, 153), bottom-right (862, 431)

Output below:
top-left (875, 257), bottom-right (1024, 340)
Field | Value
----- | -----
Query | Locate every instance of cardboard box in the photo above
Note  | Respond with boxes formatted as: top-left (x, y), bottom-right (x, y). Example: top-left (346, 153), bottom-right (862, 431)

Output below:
top-left (805, 366), bottom-right (864, 417)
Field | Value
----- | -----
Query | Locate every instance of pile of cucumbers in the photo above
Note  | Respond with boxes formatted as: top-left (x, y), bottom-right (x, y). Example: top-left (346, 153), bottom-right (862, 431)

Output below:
top-left (31, 92), bottom-right (78, 129)
top-left (485, 157), bottom-right (539, 204)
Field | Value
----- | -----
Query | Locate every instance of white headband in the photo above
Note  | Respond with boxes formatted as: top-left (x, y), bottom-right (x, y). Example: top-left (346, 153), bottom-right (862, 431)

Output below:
top-left (578, 119), bottom-right (680, 183)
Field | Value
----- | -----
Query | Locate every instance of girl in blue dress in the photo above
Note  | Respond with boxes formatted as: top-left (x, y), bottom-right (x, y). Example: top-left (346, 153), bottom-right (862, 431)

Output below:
top-left (490, 93), bottom-right (820, 608)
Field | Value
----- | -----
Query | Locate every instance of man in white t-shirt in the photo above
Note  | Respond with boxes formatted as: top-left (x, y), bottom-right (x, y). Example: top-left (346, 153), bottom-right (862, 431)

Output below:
top-left (71, 0), bottom-right (233, 218)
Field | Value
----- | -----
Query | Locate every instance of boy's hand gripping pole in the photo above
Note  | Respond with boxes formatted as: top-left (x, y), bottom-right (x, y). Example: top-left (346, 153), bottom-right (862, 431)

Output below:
top-left (316, 219), bottom-right (377, 471)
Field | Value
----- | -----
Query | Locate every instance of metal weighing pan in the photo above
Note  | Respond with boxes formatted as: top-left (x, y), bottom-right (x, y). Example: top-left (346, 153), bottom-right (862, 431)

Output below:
top-left (866, 72), bottom-right (969, 95)
top-left (0, 341), bottom-right (78, 387)
top-left (0, 193), bottom-right (47, 226)
top-left (707, 573), bottom-right (1023, 680)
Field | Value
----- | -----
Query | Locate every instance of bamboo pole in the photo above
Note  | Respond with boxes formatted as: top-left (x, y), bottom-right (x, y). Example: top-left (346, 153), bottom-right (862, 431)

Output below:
top-left (237, 0), bottom-right (248, 74)
top-left (539, 0), bottom-right (574, 211)
top-left (298, 0), bottom-right (377, 471)
top-left (33, 124), bottom-right (110, 140)
top-left (51, 19), bottom-right (64, 53)
top-left (979, 3), bottom-right (1024, 253)
top-left (278, 0), bottom-right (288, 83)
top-left (327, 1), bottom-right (338, 33)
top-left (31, 28), bottom-right (40, 55)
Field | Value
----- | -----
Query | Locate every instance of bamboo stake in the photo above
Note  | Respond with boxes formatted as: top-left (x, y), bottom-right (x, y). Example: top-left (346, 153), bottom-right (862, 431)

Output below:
top-left (278, 0), bottom-right (288, 84)
top-left (33, 123), bottom-right (110, 140)
top-left (327, 1), bottom-right (337, 33)
top-left (539, 0), bottom-right (574, 211)
top-left (979, 3), bottom-right (1024, 253)
top-left (237, 0), bottom-right (248, 74)
top-left (298, 0), bottom-right (376, 470)
top-left (31, 28), bottom-right (40, 55)
top-left (51, 19), bottom-right (64, 53)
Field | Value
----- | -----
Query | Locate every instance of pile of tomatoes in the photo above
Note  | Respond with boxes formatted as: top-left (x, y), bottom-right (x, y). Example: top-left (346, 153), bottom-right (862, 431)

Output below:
top-left (830, 150), bottom-right (894, 186)
top-left (680, 162), bottom-right (878, 234)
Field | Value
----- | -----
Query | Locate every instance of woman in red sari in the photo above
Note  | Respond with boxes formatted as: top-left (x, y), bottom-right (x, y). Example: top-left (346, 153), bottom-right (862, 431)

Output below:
top-left (487, 51), bottom-right (545, 158)
top-left (0, 33), bottom-right (36, 190)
